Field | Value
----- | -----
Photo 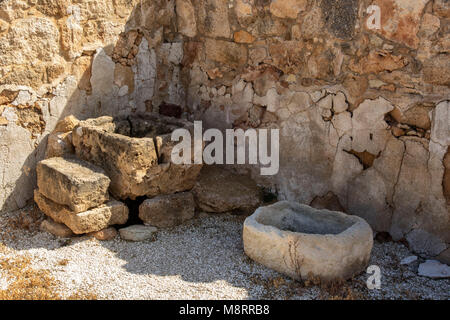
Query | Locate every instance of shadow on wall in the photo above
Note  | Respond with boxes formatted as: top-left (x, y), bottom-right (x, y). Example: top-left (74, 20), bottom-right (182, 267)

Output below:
top-left (1, 0), bottom-right (184, 213)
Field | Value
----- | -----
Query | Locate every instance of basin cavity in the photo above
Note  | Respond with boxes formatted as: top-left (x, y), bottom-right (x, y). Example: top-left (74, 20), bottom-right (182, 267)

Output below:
top-left (243, 201), bottom-right (374, 282)
top-left (72, 114), bottom-right (202, 200)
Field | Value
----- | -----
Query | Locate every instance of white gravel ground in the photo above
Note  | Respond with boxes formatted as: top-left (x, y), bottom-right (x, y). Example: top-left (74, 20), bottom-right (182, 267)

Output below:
top-left (0, 208), bottom-right (449, 300)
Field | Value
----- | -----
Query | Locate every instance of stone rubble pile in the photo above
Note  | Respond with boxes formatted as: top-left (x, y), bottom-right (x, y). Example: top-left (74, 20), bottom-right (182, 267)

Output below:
top-left (35, 115), bottom-right (264, 241)
top-left (34, 156), bottom-right (129, 235)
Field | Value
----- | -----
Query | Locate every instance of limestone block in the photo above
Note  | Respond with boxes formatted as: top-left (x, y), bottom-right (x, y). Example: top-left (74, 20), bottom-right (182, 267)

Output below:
top-left (193, 166), bottom-right (262, 213)
top-left (34, 190), bottom-right (128, 234)
top-left (40, 218), bottom-right (74, 238)
top-left (45, 131), bottom-right (74, 158)
top-left (119, 225), bottom-right (157, 242)
top-left (37, 157), bottom-right (110, 212)
top-left (73, 114), bottom-right (202, 200)
top-left (176, 0), bottom-right (197, 37)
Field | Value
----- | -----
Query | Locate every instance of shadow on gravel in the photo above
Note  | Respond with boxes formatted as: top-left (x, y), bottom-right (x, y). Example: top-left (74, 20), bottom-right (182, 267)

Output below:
top-left (0, 208), bottom-right (286, 299)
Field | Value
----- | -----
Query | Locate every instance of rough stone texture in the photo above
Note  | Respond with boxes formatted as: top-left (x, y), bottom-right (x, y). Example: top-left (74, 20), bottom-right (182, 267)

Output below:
top-left (34, 190), bottom-right (128, 234)
top-left (436, 248), bottom-right (450, 265)
top-left (243, 201), bottom-right (374, 282)
top-left (0, 0), bottom-right (448, 259)
top-left (205, 39), bottom-right (248, 70)
top-left (320, 0), bottom-right (358, 39)
top-left (193, 166), bottom-right (262, 213)
top-left (176, 0), bottom-right (197, 37)
top-left (197, 0), bottom-right (230, 38)
top-left (234, 30), bottom-right (255, 44)
top-left (0, 0), bottom-right (140, 213)
top-left (418, 260), bottom-right (450, 278)
top-left (270, 0), bottom-right (307, 19)
top-left (119, 225), bottom-right (157, 242)
top-left (88, 227), bottom-right (118, 241)
top-left (36, 157), bottom-right (110, 213)
top-left (54, 115), bottom-right (79, 133)
top-left (72, 114), bottom-right (202, 200)
top-left (139, 192), bottom-right (195, 228)
top-left (40, 218), bottom-right (74, 238)
top-left (45, 132), bottom-right (74, 158)
top-left (369, 0), bottom-right (430, 49)
top-left (423, 55), bottom-right (450, 86)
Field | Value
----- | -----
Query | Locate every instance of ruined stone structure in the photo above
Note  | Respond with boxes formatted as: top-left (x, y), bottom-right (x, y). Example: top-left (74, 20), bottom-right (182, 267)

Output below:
top-left (0, 0), bottom-right (449, 259)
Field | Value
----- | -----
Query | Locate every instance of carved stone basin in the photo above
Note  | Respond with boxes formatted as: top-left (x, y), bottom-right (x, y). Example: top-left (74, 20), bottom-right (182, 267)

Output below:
top-left (243, 201), bottom-right (373, 282)
top-left (72, 114), bottom-right (202, 200)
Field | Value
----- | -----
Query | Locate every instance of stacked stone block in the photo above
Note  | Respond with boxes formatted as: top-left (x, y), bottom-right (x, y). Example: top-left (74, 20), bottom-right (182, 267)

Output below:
top-left (34, 157), bottom-right (128, 235)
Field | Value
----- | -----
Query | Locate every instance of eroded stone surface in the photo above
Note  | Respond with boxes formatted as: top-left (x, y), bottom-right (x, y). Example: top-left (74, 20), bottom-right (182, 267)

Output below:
top-left (37, 157), bottom-right (110, 212)
top-left (193, 166), bottom-right (262, 213)
top-left (73, 114), bottom-right (202, 199)
top-left (0, 0), bottom-right (448, 259)
top-left (270, 0), bottom-right (307, 19)
top-left (34, 190), bottom-right (128, 234)
top-left (176, 0), bottom-right (197, 37)
top-left (119, 225), bottom-right (157, 242)
top-left (40, 218), bottom-right (74, 238)
top-left (243, 201), bottom-right (373, 281)
top-left (369, 0), bottom-right (430, 48)
top-left (139, 192), bottom-right (195, 228)
top-left (418, 260), bottom-right (450, 278)
top-left (88, 227), bottom-right (118, 241)
top-left (45, 132), bottom-right (74, 158)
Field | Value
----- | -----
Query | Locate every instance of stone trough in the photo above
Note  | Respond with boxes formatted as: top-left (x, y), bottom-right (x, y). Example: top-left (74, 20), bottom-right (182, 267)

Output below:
top-left (72, 114), bottom-right (202, 200)
top-left (34, 114), bottom-right (205, 238)
top-left (243, 201), bottom-right (374, 282)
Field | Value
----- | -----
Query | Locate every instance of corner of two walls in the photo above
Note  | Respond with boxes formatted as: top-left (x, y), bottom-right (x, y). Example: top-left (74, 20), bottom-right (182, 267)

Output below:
top-left (0, 0), bottom-right (449, 258)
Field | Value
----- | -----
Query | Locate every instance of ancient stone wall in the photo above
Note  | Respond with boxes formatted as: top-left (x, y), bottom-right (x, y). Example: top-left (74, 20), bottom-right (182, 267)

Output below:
top-left (0, 0), bottom-right (141, 212)
top-left (0, 0), bottom-right (449, 258)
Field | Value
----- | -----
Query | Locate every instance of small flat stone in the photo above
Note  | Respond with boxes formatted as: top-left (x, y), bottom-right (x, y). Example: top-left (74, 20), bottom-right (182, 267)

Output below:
top-left (243, 201), bottom-right (373, 282)
top-left (40, 218), bottom-right (74, 238)
top-left (400, 256), bottom-right (418, 265)
top-left (418, 260), bottom-right (450, 279)
top-left (119, 225), bottom-right (157, 242)
top-left (37, 157), bottom-right (110, 212)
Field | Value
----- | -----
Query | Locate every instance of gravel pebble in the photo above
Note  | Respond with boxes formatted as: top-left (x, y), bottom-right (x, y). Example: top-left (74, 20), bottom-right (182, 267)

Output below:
top-left (0, 208), bottom-right (449, 300)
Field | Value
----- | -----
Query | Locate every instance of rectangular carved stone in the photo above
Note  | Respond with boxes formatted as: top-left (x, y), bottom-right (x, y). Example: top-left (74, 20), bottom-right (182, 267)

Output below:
top-left (72, 115), bottom-right (202, 200)
top-left (37, 157), bottom-right (111, 212)
top-left (34, 190), bottom-right (128, 234)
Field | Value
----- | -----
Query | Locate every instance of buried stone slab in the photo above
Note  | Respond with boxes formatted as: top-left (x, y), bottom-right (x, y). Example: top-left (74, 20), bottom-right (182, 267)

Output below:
top-left (418, 260), bottom-right (450, 279)
top-left (34, 190), bottom-right (128, 234)
top-left (139, 192), bottom-right (195, 228)
top-left (72, 114), bottom-right (202, 200)
top-left (119, 225), bottom-right (157, 242)
top-left (192, 166), bottom-right (262, 213)
top-left (36, 157), bottom-right (110, 213)
top-left (88, 227), bottom-right (118, 241)
top-left (243, 201), bottom-right (374, 282)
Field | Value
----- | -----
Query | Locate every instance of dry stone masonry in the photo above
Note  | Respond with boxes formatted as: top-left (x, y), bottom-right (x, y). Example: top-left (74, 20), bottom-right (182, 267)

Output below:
top-left (0, 0), bottom-right (448, 260)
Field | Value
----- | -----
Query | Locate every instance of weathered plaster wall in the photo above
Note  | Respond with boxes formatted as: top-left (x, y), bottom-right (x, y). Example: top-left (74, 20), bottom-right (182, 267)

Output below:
top-left (0, 0), bottom-right (449, 258)
top-left (0, 0), bottom-right (142, 212)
